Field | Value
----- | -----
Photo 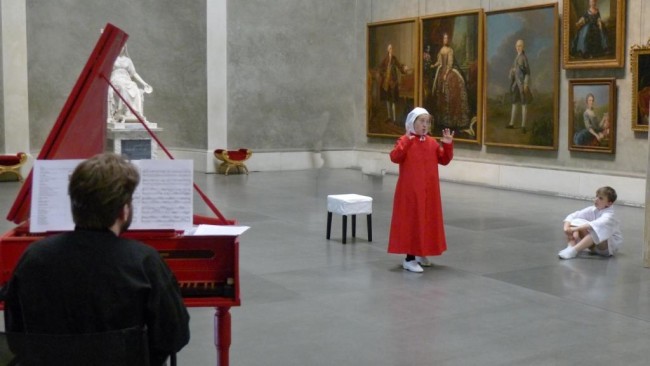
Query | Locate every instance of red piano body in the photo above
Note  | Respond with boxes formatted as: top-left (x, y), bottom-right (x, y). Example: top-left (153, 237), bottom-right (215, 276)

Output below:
top-left (0, 23), bottom-right (240, 366)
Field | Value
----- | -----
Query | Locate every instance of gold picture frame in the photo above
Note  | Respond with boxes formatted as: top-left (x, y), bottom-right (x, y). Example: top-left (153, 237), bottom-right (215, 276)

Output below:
top-left (563, 0), bottom-right (626, 69)
top-left (568, 78), bottom-right (616, 154)
top-left (366, 18), bottom-right (419, 138)
top-left (484, 3), bottom-right (559, 150)
top-left (420, 9), bottom-right (483, 144)
top-left (630, 39), bottom-right (650, 132)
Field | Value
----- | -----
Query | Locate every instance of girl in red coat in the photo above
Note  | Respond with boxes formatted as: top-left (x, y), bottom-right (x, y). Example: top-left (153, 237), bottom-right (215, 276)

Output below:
top-left (388, 107), bottom-right (454, 273)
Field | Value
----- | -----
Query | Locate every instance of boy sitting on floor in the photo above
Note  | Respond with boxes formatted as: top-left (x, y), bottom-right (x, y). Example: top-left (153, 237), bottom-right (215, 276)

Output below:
top-left (558, 186), bottom-right (622, 260)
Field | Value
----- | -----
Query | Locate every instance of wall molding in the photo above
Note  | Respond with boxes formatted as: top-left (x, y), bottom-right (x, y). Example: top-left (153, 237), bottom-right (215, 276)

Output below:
top-left (171, 148), bottom-right (645, 207)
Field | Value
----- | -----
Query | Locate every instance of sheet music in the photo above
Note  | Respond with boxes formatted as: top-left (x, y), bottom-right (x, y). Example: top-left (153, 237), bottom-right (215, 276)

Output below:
top-left (130, 159), bottom-right (193, 230)
top-left (30, 159), bottom-right (194, 233)
top-left (31, 160), bottom-right (76, 232)
top-left (188, 224), bottom-right (250, 236)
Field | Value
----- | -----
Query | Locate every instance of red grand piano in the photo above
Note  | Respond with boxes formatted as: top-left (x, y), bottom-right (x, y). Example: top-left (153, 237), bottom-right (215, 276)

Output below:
top-left (0, 24), bottom-right (240, 366)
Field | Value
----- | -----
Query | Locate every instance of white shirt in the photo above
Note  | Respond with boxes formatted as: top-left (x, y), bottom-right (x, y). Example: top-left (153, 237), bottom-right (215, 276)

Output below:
top-left (565, 205), bottom-right (622, 255)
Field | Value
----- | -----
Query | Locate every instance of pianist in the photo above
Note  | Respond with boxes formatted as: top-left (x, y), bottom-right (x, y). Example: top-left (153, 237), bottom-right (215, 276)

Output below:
top-left (3, 153), bottom-right (190, 365)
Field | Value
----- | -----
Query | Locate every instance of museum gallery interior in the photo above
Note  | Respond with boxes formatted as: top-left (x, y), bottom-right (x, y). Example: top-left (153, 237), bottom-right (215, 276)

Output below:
top-left (0, 0), bottom-right (650, 365)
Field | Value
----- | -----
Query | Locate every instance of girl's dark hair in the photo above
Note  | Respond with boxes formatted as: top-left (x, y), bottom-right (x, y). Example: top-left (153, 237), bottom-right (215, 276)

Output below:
top-left (68, 153), bottom-right (140, 229)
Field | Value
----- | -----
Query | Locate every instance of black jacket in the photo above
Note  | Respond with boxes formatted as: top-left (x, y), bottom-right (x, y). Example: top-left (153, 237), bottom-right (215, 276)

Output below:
top-left (4, 228), bottom-right (190, 365)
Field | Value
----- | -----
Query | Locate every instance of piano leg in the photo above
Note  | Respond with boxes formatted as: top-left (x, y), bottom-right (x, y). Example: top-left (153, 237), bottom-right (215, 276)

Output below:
top-left (214, 306), bottom-right (232, 366)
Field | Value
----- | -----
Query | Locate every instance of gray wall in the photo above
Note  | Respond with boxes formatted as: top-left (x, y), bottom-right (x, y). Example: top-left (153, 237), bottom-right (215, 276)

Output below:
top-left (227, 0), bottom-right (361, 152)
top-left (26, 0), bottom-right (206, 151)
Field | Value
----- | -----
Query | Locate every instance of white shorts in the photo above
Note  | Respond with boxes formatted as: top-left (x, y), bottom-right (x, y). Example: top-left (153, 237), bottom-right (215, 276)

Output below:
top-left (591, 242), bottom-right (611, 257)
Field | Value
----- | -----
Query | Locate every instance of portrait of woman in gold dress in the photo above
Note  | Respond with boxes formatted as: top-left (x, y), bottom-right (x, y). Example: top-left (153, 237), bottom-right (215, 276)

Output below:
top-left (421, 11), bottom-right (481, 143)
top-left (428, 33), bottom-right (471, 134)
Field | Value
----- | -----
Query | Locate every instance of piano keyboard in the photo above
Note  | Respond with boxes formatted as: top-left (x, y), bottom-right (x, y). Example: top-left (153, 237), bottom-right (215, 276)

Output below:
top-left (178, 278), bottom-right (235, 298)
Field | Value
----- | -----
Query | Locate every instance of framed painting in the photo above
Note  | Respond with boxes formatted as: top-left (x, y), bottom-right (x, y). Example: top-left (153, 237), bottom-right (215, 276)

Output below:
top-left (630, 40), bottom-right (650, 131)
top-left (420, 9), bottom-right (483, 144)
top-left (484, 3), bottom-right (559, 150)
top-left (568, 78), bottom-right (616, 153)
top-left (563, 0), bottom-right (626, 69)
top-left (367, 18), bottom-right (419, 138)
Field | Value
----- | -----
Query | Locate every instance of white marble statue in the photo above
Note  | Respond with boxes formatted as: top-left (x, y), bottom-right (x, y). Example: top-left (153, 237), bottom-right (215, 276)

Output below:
top-left (108, 45), bottom-right (153, 125)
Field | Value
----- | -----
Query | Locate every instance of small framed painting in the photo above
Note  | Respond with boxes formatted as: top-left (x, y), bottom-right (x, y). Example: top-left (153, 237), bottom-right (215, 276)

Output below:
top-left (630, 41), bottom-right (650, 131)
top-left (568, 78), bottom-right (616, 154)
top-left (563, 0), bottom-right (626, 69)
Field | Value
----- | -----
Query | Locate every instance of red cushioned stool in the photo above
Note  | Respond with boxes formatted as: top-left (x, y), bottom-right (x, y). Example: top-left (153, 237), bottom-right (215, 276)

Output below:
top-left (214, 148), bottom-right (252, 175)
top-left (0, 152), bottom-right (27, 181)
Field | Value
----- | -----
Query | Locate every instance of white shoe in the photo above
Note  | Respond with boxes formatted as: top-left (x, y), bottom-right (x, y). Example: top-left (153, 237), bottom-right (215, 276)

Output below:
top-left (403, 259), bottom-right (424, 273)
top-left (558, 247), bottom-right (578, 260)
top-left (416, 256), bottom-right (432, 267)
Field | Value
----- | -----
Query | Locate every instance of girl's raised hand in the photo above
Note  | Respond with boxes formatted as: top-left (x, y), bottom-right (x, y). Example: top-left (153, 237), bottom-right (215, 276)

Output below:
top-left (441, 128), bottom-right (454, 143)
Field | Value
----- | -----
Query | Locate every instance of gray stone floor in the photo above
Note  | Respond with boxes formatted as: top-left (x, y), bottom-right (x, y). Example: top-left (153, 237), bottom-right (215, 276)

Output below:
top-left (1, 168), bottom-right (648, 365)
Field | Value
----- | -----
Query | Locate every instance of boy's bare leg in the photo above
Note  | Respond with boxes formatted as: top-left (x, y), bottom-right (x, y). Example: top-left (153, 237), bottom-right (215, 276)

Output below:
top-left (567, 231), bottom-right (580, 246)
top-left (572, 234), bottom-right (595, 252)
top-left (559, 230), bottom-right (594, 259)
top-left (565, 229), bottom-right (584, 248)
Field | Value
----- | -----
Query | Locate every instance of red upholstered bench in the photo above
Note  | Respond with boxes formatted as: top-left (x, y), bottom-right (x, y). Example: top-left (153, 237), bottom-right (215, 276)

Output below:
top-left (214, 149), bottom-right (252, 175)
top-left (0, 152), bottom-right (27, 181)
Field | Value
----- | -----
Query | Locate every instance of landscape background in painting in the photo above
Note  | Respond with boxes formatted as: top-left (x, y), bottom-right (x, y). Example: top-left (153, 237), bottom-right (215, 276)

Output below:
top-left (484, 5), bottom-right (558, 149)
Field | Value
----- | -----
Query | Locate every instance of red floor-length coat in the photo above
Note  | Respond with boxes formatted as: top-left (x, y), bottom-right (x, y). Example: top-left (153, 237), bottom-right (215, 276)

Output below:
top-left (388, 134), bottom-right (453, 256)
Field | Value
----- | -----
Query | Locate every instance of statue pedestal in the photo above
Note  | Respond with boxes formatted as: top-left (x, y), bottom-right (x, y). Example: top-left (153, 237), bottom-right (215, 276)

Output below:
top-left (108, 121), bottom-right (158, 130)
top-left (107, 124), bottom-right (163, 160)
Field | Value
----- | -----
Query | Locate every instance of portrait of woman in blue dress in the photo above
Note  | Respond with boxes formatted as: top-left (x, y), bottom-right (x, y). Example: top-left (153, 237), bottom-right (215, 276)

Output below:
top-left (573, 93), bottom-right (610, 146)
top-left (570, 0), bottom-right (609, 58)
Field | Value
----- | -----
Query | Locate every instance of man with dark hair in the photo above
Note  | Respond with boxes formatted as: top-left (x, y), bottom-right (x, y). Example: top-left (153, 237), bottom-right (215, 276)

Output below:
top-left (4, 153), bottom-right (190, 365)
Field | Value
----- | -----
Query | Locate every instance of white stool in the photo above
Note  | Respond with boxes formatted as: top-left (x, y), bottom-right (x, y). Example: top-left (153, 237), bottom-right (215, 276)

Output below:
top-left (327, 194), bottom-right (373, 244)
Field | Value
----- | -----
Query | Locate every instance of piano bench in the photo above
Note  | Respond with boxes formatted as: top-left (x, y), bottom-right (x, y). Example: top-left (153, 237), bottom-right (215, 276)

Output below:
top-left (326, 194), bottom-right (372, 244)
top-left (0, 152), bottom-right (27, 182)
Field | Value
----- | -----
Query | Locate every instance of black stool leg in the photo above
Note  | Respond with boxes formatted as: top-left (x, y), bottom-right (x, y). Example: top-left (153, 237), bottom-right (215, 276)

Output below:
top-left (352, 215), bottom-right (356, 238)
top-left (326, 212), bottom-right (332, 239)
top-left (367, 214), bottom-right (372, 242)
top-left (342, 215), bottom-right (347, 244)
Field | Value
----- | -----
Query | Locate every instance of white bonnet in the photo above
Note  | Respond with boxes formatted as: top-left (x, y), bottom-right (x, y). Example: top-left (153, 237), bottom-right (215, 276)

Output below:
top-left (405, 107), bottom-right (430, 135)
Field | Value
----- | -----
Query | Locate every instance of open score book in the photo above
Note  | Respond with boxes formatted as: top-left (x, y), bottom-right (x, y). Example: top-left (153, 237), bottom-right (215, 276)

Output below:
top-left (30, 159), bottom-right (194, 233)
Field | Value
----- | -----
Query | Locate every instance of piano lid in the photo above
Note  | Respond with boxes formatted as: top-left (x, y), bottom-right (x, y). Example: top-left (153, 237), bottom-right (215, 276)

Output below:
top-left (7, 23), bottom-right (128, 224)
